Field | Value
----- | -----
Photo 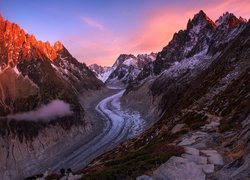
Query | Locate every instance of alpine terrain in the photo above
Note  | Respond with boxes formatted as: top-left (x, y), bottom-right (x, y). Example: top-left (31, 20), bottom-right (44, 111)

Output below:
top-left (0, 8), bottom-right (249, 180)
top-left (89, 53), bottom-right (157, 88)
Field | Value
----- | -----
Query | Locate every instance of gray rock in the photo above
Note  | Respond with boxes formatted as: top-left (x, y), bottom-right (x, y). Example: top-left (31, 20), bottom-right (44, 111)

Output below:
top-left (184, 146), bottom-right (200, 156)
top-left (201, 164), bottom-right (215, 174)
top-left (231, 153), bottom-right (250, 179)
top-left (152, 156), bottom-right (205, 180)
top-left (182, 154), bottom-right (208, 164)
top-left (171, 123), bottom-right (187, 134)
top-left (212, 153), bottom-right (250, 180)
top-left (136, 175), bottom-right (153, 180)
top-left (178, 138), bottom-right (196, 146)
top-left (191, 142), bottom-right (207, 150)
top-left (201, 150), bottom-right (224, 166)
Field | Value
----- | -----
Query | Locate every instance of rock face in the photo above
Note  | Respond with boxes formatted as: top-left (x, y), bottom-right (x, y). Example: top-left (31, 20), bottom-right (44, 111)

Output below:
top-left (89, 64), bottom-right (113, 82)
top-left (104, 53), bottom-right (157, 87)
top-left (89, 53), bottom-right (157, 87)
top-left (0, 15), bottom-right (103, 116)
top-left (129, 11), bottom-right (246, 85)
top-left (123, 11), bottom-right (250, 179)
top-left (125, 10), bottom-right (248, 119)
top-left (0, 15), bottom-right (103, 179)
top-left (153, 156), bottom-right (206, 180)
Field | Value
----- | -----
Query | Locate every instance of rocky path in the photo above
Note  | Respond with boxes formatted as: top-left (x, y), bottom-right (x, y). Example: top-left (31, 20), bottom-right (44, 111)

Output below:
top-left (138, 112), bottom-right (225, 180)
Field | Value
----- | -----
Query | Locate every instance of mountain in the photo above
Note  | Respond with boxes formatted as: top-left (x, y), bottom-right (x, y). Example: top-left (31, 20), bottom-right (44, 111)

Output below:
top-left (0, 16), bottom-right (103, 115)
top-left (0, 15), bottom-right (103, 179)
top-left (105, 52), bottom-right (157, 87)
top-left (78, 11), bottom-right (250, 179)
top-left (88, 64), bottom-right (113, 82)
top-left (131, 10), bottom-right (247, 85)
top-left (121, 11), bottom-right (250, 179)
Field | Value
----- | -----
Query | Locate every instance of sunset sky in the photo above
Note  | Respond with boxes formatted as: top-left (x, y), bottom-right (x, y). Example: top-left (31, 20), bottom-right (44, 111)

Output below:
top-left (0, 0), bottom-right (249, 66)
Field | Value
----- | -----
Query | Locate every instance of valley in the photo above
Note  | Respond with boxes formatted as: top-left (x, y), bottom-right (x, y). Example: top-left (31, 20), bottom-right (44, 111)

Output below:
top-left (50, 88), bottom-right (147, 172)
top-left (0, 7), bottom-right (249, 180)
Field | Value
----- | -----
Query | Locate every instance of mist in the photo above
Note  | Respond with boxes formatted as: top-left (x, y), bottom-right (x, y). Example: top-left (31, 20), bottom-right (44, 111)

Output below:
top-left (6, 100), bottom-right (73, 121)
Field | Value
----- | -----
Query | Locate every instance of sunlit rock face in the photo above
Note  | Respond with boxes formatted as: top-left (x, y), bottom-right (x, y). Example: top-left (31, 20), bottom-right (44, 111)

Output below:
top-left (0, 15), bottom-right (104, 179)
top-left (0, 15), bottom-right (103, 116)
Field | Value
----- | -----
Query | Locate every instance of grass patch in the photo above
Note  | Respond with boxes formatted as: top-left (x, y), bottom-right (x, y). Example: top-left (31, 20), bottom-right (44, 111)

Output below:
top-left (83, 132), bottom-right (185, 180)
top-left (181, 111), bottom-right (207, 130)
top-left (218, 122), bottom-right (233, 133)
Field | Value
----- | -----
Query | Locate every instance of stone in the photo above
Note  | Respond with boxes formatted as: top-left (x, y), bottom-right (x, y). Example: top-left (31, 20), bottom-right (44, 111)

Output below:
top-left (178, 138), bottom-right (196, 146)
top-left (201, 164), bottom-right (215, 174)
top-left (182, 154), bottom-right (208, 164)
top-left (184, 146), bottom-right (200, 156)
top-left (152, 156), bottom-right (205, 180)
top-left (136, 175), bottom-right (153, 180)
top-left (201, 150), bottom-right (224, 165)
top-left (171, 123), bottom-right (187, 134)
top-left (191, 142), bottom-right (207, 150)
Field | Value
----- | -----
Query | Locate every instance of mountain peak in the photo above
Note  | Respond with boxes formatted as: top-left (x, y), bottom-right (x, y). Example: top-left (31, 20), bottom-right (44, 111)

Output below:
top-left (0, 14), bottom-right (3, 22)
top-left (187, 10), bottom-right (216, 30)
top-left (53, 41), bottom-right (63, 51)
top-left (112, 54), bottom-right (136, 68)
top-left (215, 12), bottom-right (247, 28)
top-left (0, 16), bottom-right (67, 62)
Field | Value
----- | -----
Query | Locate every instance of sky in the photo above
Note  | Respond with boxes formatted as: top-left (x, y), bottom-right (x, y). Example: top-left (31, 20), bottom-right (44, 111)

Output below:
top-left (0, 0), bottom-right (249, 66)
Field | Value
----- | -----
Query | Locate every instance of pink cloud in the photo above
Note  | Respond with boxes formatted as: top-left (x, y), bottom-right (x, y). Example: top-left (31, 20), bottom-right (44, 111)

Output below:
top-left (81, 16), bottom-right (104, 31)
top-left (64, 1), bottom-right (250, 66)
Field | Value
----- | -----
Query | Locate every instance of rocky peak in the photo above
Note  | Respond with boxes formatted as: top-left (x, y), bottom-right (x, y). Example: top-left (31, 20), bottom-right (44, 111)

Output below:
top-left (187, 10), bottom-right (216, 32)
top-left (0, 16), bottom-right (67, 63)
top-left (0, 14), bottom-right (3, 22)
top-left (53, 41), bottom-right (63, 52)
top-left (112, 54), bottom-right (136, 68)
top-left (89, 64), bottom-right (104, 73)
top-left (215, 12), bottom-right (247, 28)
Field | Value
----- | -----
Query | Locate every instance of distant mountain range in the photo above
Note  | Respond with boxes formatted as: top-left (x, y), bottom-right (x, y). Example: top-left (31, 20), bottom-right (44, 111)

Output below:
top-left (0, 10), bottom-right (249, 180)
top-left (89, 52), bottom-right (157, 87)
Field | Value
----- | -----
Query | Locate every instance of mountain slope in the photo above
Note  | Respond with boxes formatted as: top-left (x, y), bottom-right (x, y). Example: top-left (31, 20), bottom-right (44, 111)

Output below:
top-left (105, 53), bottom-right (157, 87)
top-left (121, 11), bottom-right (249, 179)
top-left (79, 11), bottom-right (249, 179)
top-left (89, 64), bottom-right (113, 82)
top-left (131, 11), bottom-right (246, 86)
top-left (0, 15), bottom-right (104, 179)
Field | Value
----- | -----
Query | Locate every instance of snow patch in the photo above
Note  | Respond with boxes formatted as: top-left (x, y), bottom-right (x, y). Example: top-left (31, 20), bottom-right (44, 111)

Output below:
top-left (162, 49), bottom-right (210, 78)
top-left (98, 68), bottom-right (114, 82)
top-left (13, 66), bottom-right (21, 75)
top-left (123, 58), bottom-right (137, 67)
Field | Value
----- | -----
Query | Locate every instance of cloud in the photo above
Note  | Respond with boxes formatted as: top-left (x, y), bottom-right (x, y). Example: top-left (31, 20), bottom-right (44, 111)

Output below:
top-left (5, 100), bottom-right (73, 121)
top-left (64, 1), bottom-right (250, 66)
top-left (81, 16), bottom-right (104, 31)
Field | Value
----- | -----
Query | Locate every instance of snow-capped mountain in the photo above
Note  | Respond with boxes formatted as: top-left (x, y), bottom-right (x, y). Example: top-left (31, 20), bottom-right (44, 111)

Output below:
top-left (89, 64), bottom-right (113, 82)
top-left (0, 15), bottom-right (104, 179)
top-left (0, 15), bottom-right (103, 116)
top-left (122, 11), bottom-right (250, 179)
top-left (131, 11), bottom-right (247, 85)
top-left (105, 53), bottom-right (157, 87)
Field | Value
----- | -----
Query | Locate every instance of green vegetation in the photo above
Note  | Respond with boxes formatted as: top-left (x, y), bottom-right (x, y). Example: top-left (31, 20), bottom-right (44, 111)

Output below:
top-left (218, 122), bottom-right (234, 133)
top-left (181, 111), bottom-right (207, 130)
top-left (83, 131), bottom-right (185, 180)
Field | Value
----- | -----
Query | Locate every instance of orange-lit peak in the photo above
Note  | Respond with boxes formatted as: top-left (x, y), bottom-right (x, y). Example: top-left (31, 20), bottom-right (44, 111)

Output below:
top-left (0, 14), bottom-right (3, 22)
top-left (191, 10), bottom-right (216, 28)
top-left (53, 41), bottom-right (63, 51)
top-left (215, 12), bottom-right (247, 28)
